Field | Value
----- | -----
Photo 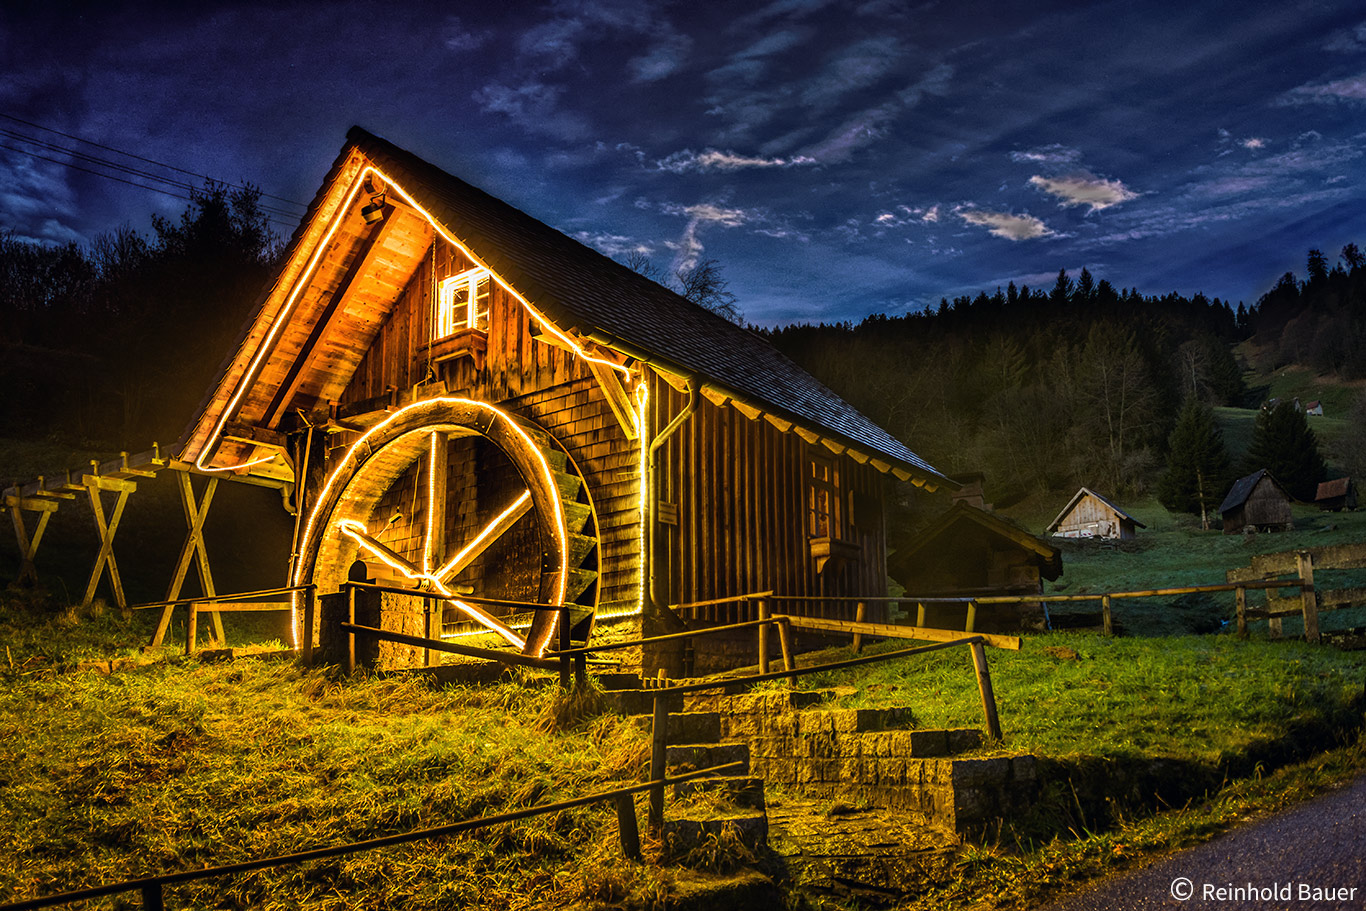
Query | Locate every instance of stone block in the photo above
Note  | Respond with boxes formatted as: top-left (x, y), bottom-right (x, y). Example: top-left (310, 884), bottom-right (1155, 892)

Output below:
top-left (908, 729), bottom-right (949, 757)
top-left (1011, 755), bottom-right (1038, 783)
top-left (946, 728), bottom-right (984, 754)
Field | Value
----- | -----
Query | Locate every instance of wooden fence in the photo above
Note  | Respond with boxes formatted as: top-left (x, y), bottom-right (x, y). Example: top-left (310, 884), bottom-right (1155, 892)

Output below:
top-left (1227, 543), bottom-right (1366, 643)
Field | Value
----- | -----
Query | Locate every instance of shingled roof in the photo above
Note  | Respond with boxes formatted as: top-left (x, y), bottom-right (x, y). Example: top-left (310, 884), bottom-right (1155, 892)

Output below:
top-left (345, 128), bottom-right (946, 482)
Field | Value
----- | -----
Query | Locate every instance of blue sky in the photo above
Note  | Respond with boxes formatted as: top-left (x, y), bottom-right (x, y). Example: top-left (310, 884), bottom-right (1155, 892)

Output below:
top-left (2, 0), bottom-right (1364, 324)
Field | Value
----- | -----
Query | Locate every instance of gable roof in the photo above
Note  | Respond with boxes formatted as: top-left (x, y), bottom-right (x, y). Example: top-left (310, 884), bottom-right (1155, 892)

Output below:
top-left (890, 502), bottom-right (1062, 582)
top-left (180, 127), bottom-right (947, 487)
top-left (1046, 487), bottom-right (1146, 533)
top-left (1219, 469), bottom-right (1290, 513)
top-left (1315, 476), bottom-right (1352, 501)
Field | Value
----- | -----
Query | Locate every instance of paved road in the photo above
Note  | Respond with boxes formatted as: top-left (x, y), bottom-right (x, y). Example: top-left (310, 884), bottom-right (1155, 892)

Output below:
top-left (1043, 773), bottom-right (1366, 910)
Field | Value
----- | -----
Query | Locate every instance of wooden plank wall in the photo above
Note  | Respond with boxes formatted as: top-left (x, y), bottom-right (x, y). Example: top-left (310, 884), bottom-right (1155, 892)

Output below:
top-left (649, 375), bottom-right (889, 624)
top-left (332, 240), bottom-right (639, 611)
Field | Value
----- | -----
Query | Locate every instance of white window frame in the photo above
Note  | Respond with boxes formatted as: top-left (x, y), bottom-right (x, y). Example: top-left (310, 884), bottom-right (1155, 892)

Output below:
top-left (435, 267), bottom-right (491, 339)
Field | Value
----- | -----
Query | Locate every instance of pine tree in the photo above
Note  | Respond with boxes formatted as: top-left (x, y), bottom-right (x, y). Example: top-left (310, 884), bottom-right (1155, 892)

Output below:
top-left (1244, 401), bottom-right (1328, 501)
top-left (1158, 398), bottom-right (1233, 528)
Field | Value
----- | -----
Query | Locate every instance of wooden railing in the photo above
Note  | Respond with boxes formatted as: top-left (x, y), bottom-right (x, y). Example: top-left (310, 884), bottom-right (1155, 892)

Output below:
top-left (129, 585), bottom-right (312, 653)
top-left (0, 762), bottom-right (740, 911)
top-left (1228, 543), bottom-right (1366, 642)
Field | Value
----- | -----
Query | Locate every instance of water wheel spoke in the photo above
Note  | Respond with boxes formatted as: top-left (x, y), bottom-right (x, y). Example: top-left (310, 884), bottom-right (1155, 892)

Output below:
top-left (432, 489), bottom-right (533, 585)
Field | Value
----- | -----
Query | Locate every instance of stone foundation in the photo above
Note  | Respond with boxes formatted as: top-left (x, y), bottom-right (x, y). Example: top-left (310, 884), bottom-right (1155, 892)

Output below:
top-left (688, 691), bottom-right (1038, 837)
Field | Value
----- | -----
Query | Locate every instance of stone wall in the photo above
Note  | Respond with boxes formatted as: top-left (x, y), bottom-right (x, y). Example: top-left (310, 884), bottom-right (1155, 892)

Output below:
top-left (687, 690), bottom-right (1038, 837)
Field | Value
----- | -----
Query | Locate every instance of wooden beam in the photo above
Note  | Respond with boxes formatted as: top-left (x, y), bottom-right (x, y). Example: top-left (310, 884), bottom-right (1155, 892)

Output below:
top-left (773, 613), bottom-right (1021, 650)
top-left (731, 399), bottom-right (763, 421)
top-left (262, 208), bottom-right (403, 427)
top-left (152, 473), bottom-right (222, 648)
top-left (222, 421), bottom-right (289, 452)
top-left (586, 360), bottom-right (640, 440)
top-left (81, 476), bottom-right (135, 610)
top-left (433, 491), bottom-right (533, 583)
top-left (764, 413), bottom-right (793, 433)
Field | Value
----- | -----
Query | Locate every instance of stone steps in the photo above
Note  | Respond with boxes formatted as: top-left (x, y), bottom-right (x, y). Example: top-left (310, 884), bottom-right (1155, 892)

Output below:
top-left (666, 741), bottom-right (750, 776)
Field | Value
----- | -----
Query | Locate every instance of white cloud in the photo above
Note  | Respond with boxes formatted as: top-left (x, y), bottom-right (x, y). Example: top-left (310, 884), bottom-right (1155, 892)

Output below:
top-left (1324, 22), bottom-right (1366, 52)
top-left (471, 81), bottom-right (590, 140)
top-left (1010, 144), bottom-right (1082, 165)
top-left (955, 208), bottom-right (1053, 241)
top-left (1240, 137), bottom-right (1268, 150)
top-left (573, 231), bottom-right (652, 257)
top-left (441, 16), bottom-right (487, 52)
top-left (1029, 173), bottom-right (1138, 212)
top-left (655, 148), bottom-right (816, 173)
top-left (922, 204), bottom-right (940, 223)
top-left (629, 30), bottom-right (692, 82)
top-left (1280, 73), bottom-right (1366, 105)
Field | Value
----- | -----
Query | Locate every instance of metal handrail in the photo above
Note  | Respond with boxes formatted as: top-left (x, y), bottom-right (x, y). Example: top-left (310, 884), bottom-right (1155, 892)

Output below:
top-left (0, 762), bottom-right (743, 911)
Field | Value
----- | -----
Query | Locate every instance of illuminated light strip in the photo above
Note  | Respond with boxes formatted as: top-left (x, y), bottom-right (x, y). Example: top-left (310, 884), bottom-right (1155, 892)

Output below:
top-left (198, 453), bottom-right (279, 473)
top-left (196, 156), bottom-right (372, 472)
top-left (198, 159), bottom-right (631, 473)
top-left (432, 490), bottom-right (532, 583)
top-left (290, 397), bottom-right (568, 656)
top-left (423, 432), bottom-right (438, 575)
top-left (630, 381), bottom-right (650, 619)
top-left (336, 518), bottom-right (525, 650)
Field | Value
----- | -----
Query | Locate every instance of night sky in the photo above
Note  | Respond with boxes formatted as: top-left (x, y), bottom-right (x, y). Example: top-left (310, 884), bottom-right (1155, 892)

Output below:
top-left (3, 1), bottom-right (1365, 325)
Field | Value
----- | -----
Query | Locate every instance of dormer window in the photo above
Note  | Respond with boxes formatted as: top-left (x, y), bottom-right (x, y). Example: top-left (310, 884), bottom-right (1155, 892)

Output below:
top-left (436, 267), bottom-right (491, 339)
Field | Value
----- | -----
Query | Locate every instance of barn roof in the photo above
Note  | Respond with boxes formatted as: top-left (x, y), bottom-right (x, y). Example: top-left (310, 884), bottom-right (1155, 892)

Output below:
top-left (1045, 487), bottom-right (1146, 534)
top-left (178, 127), bottom-right (947, 487)
top-left (1315, 476), bottom-right (1352, 500)
top-left (890, 502), bottom-right (1062, 583)
top-left (1219, 469), bottom-right (1290, 514)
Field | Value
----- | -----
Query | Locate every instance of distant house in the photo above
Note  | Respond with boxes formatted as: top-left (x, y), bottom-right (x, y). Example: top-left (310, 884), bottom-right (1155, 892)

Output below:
top-left (1047, 488), bottom-right (1145, 540)
top-left (888, 501), bottom-right (1061, 632)
top-left (1305, 400), bottom-right (1324, 416)
top-left (1220, 470), bottom-right (1293, 533)
top-left (1315, 477), bottom-right (1356, 512)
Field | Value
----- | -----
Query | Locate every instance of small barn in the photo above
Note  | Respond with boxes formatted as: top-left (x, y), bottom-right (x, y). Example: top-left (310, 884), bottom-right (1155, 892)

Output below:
top-left (1220, 469), bottom-right (1293, 533)
top-left (1305, 400), bottom-right (1324, 417)
top-left (1046, 488), bottom-right (1145, 540)
top-left (1315, 477), bottom-right (1356, 512)
top-left (7, 127), bottom-right (950, 674)
top-left (888, 501), bottom-right (1061, 632)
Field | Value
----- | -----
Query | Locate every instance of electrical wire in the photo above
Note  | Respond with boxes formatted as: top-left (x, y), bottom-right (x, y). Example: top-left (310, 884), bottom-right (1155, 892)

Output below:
top-left (0, 112), bottom-right (308, 210)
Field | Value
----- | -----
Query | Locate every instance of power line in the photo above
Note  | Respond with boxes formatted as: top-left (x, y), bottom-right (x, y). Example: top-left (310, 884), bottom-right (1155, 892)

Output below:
top-left (0, 112), bottom-right (309, 211)
top-left (0, 128), bottom-right (304, 222)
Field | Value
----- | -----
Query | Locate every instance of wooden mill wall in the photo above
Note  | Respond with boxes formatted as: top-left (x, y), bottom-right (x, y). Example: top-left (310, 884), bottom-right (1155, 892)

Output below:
top-left (648, 375), bottom-right (889, 624)
top-left (328, 239), bottom-right (640, 610)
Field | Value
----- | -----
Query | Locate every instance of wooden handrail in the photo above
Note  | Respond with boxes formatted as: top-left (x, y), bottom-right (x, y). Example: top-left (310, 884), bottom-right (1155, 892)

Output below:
top-left (0, 762), bottom-right (742, 911)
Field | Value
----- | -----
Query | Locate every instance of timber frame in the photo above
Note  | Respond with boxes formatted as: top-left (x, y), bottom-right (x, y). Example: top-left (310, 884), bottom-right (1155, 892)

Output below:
top-left (7, 128), bottom-right (952, 669)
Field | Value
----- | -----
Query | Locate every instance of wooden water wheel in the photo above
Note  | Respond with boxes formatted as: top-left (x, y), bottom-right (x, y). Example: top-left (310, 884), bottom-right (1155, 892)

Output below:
top-left (295, 398), bottom-right (598, 657)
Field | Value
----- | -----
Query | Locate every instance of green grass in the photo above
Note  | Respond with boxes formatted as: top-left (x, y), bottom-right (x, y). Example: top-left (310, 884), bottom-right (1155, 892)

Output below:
top-left (0, 653), bottom-right (665, 910)
top-left (768, 633), bottom-right (1366, 767)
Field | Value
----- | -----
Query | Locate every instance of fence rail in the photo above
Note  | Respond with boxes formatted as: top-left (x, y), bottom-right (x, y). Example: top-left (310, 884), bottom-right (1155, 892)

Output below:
top-left (0, 762), bottom-right (742, 911)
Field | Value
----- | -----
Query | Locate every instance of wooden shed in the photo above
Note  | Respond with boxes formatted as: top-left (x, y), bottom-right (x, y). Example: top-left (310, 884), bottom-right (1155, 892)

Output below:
top-left (1315, 477), bottom-right (1356, 512)
top-left (162, 127), bottom-right (949, 671)
top-left (1219, 469), bottom-right (1293, 533)
top-left (1046, 488), bottom-right (1145, 540)
top-left (888, 502), bottom-right (1061, 632)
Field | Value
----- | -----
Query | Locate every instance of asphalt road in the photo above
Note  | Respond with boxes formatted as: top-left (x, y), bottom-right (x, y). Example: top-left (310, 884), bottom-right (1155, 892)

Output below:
top-left (1042, 773), bottom-right (1366, 910)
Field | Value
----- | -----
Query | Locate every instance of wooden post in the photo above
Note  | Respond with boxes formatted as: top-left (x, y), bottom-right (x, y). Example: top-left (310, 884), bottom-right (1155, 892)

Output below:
top-left (81, 475), bottom-right (136, 610)
top-left (965, 600), bottom-right (977, 633)
top-left (614, 793), bottom-right (641, 861)
top-left (154, 472), bottom-right (221, 647)
top-left (423, 598), bottom-right (434, 668)
top-left (852, 601), bottom-right (866, 653)
top-left (559, 605), bottom-right (572, 690)
top-left (6, 495), bottom-right (56, 585)
top-left (916, 601), bottom-right (926, 628)
top-left (186, 600), bottom-right (198, 654)
top-left (757, 599), bottom-right (769, 674)
top-left (141, 882), bottom-right (165, 911)
top-left (969, 641), bottom-right (1003, 742)
top-left (649, 691), bottom-right (668, 830)
top-left (778, 618), bottom-right (794, 672)
top-left (1297, 551), bottom-right (1321, 644)
top-left (1101, 595), bottom-right (1113, 636)
top-left (301, 586), bottom-right (316, 665)
top-left (346, 584), bottom-right (357, 676)
top-left (1235, 585), bottom-right (1247, 639)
